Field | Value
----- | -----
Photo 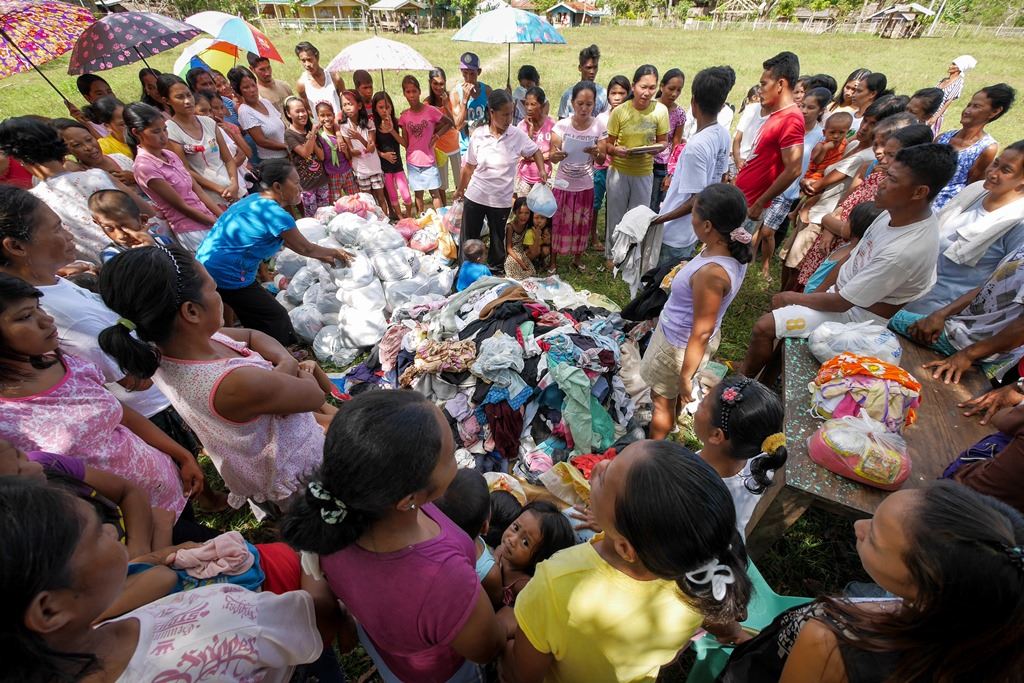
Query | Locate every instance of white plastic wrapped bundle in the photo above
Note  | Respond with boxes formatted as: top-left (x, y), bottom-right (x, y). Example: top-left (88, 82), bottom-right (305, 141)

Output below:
top-left (384, 271), bottom-right (454, 310)
top-left (409, 228), bottom-right (438, 253)
top-left (295, 217), bottom-right (327, 243)
top-left (330, 251), bottom-right (376, 289)
top-left (274, 249), bottom-right (305, 278)
top-left (417, 253), bottom-right (445, 274)
top-left (312, 325), bottom-right (362, 366)
top-left (359, 223), bottom-right (406, 253)
top-left (285, 265), bottom-right (318, 304)
top-left (335, 307), bottom-right (387, 348)
top-left (337, 278), bottom-right (387, 311)
top-left (314, 206), bottom-right (337, 224)
top-left (289, 303), bottom-right (324, 343)
top-left (327, 212), bottom-right (368, 246)
top-left (275, 290), bottom-right (296, 312)
top-left (371, 247), bottom-right (420, 282)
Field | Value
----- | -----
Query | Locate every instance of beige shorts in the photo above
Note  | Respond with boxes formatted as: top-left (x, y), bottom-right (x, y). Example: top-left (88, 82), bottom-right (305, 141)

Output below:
top-left (640, 324), bottom-right (720, 399)
top-left (783, 220), bottom-right (822, 268)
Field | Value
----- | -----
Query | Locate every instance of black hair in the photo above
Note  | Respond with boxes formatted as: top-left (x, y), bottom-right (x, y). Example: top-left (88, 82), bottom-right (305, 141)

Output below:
top-left (1005, 140), bottom-right (1024, 156)
top-left (184, 66), bottom-right (214, 93)
top-left (694, 183), bottom-right (750, 264)
top-left (401, 74), bottom-right (421, 92)
top-left (804, 73), bottom-right (836, 98)
top-left (848, 201), bottom-right (882, 240)
top-left (122, 102), bottom-right (164, 154)
top-left (484, 89), bottom-right (514, 126)
top-left (875, 111), bottom-right (922, 137)
top-left (370, 91), bottom-right (398, 131)
top-left (517, 64), bottom-right (539, 84)
top-left (435, 468), bottom-right (490, 539)
top-left (738, 84), bottom-right (760, 116)
top-left (0, 116), bottom-right (67, 165)
top-left (281, 391), bottom-right (447, 555)
top-left (802, 87), bottom-right (833, 117)
top-left (0, 479), bottom-right (100, 683)
top-left (226, 66), bottom-right (257, 98)
top-left (895, 143), bottom-right (958, 202)
top-left (294, 41), bottom-right (319, 58)
top-left (81, 95), bottom-right (123, 126)
top-left (616, 442), bottom-right (752, 623)
top-left (484, 490), bottom-right (523, 548)
top-left (340, 90), bottom-right (369, 128)
top-left (690, 65), bottom-right (736, 117)
top-left (570, 80), bottom-right (597, 106)
top-left (49, 117), bottom-right (89, 136)
top-left (835, 68), bottom-right (871, 107)
top-left (864, 93), bottom-right (908, 122)
top-left (192, 90), bottom-right (214, 109)
top-left (515, 500), bottom-right (575, 576)
top-left (631, 64), bottom-right (658, 86)
top-left (863, 72), bottom-right (892, 100)
top-left (524, 85), bottom-right (546, 106)
top-left (762, 51), bottom-right (799, 89)
top-left (97, 245), bottom-right (203, 378)
top-left (426, 67), bottom-right (448, 108)
top-left (75, 74), bottom-right (108, 99)
top-left (282, 96), bottom-right (309, 130)
top-left (978, 83), bottom-right (1016, 121)
top-left (910, 87), bottom-right (944, 121)
top-left (606, 74), bottom-right (631, 97)
top-left (88, 188), bottom-right (140, 222)
top-left (0, 185), bottom-right (44, 267)
top-left (246, 52), bottom-right (269, 69)
top-left (710, 375), bottom-right (787, 494)
top-left (656, 68), bottom-right (685, 99)
top-left (156, 74), bottom-right (191, 113)
top-left (511, 195), bottom-right (530, 218)
top-left (578, 44), bottom-right (600, 65)
top-left (888, 122), bottom-right (934, 148)
top-left (462, 238), bottom-right (486, 263)
top-left (352, 69), bottom-right (372, 87)
top-left (0, 274), bottom-right (62, 384)
top-left (138, 67), bottom-right (163, 110)
top-left (256, 158), bottom-right (295, 192)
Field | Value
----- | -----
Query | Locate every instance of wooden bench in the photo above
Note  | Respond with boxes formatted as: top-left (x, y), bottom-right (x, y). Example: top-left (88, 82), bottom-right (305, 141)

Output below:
top-left (745, 338), bottom-right (995, 557)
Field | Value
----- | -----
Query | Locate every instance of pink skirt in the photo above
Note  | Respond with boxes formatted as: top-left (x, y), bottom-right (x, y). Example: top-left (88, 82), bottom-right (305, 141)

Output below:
top-left (552, 187), bottom-right (594, 256)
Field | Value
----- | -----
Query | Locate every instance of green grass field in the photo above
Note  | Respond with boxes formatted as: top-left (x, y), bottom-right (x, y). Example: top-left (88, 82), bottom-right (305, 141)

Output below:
top-left (2, 24), bottom-right (1013, 680)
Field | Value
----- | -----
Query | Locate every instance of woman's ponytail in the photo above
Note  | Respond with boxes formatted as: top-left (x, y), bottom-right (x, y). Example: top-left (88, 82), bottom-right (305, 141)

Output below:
top-left (279, 480), bottom-right (371, 555)
top-left (675, 528), bottom-right (753, 624)
top-left (726, 234), bottom-right (753, 265)
top-left (747, 440), bottom-right (788, 495)
top-left (97, 322), bottom-right (162, 379)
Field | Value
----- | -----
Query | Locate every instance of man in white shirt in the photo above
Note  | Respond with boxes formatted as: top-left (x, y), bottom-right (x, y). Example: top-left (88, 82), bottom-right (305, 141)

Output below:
top-left (651, 65), bottom-right (736, 265)
top-left (557, 44), bottom-right (608, 119)
top-left (741, 143), bottom-right (959, 377)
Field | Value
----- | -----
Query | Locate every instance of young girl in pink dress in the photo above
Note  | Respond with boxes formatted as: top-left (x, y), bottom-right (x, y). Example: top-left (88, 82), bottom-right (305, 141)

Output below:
top-left (0, 274), bottom-right (197, 548)
top-left (97, 245), bottom-right (333, 512)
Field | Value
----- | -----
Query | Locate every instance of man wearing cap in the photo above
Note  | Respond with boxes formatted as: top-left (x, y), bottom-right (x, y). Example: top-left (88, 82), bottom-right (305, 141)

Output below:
top-left (451, 52), bottom-right (491, 156)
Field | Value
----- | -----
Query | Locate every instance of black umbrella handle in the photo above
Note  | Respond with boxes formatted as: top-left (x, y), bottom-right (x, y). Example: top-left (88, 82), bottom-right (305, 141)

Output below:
top-left (133, 45), bottom-right (153, 70)
top-left (0, 26), bottom-right (71, 103)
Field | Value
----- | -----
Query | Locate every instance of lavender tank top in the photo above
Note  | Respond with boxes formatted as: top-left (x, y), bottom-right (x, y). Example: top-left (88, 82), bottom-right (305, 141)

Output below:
top-left (659, 253), bottom-right (748, 347)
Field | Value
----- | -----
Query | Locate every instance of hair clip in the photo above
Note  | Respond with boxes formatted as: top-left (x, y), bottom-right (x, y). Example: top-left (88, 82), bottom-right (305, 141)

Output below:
top-left (117, 317), bottom-right (136, 331)
top-left (154, 244), bottom-right (184, 304)
top-left (308, 480), bottom-right (348, 525)
top-left (685, 557), bottom-right (735, 601)
top-left (1003, 544), bottom-right (1024, 572)
top-left (761, 432), bottom-right (787, 454)
top-left (718, 377), bottom-right (752, 439)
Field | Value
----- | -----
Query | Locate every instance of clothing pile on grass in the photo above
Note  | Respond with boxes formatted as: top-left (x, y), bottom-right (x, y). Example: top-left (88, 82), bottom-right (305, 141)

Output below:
top-left (270, 194), bottom-right (457, 367)
top-left (329, 273), bottom-right (656, 485)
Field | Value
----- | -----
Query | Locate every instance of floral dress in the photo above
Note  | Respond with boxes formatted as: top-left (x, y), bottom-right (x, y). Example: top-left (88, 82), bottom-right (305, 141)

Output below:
top-left (932, 129), bottom-right (996, 210)
top-left (505, 227), bottom-right (537, 279)
top-left (0, 354), bottom-right (186, 515)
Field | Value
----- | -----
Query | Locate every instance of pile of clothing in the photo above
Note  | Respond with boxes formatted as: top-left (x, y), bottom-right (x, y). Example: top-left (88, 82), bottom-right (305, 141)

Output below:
top-left (333, 275), bottom-right (651, 481)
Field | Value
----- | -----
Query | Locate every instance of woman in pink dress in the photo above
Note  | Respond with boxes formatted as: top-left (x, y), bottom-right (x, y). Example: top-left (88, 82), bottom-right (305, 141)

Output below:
top-left (0, 274), bottom-right (198, 548)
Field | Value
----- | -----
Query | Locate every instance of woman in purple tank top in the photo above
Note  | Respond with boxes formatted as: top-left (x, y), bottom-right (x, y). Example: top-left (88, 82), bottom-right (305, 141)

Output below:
top-left (640, 183), bottom-right (752, 439)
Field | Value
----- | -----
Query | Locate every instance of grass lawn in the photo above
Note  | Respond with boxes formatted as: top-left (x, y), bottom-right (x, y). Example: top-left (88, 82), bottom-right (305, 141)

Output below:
top-left (3, 23), bottom-right (1002, 679)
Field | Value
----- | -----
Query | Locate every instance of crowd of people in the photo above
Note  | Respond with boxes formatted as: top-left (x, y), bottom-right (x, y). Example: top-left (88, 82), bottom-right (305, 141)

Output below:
top-left (1, 34), bottom-right (1023, 683)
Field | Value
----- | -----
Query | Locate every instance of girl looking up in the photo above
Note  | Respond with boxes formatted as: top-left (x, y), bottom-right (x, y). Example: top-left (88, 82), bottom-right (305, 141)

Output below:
top-left (505, 197), bottom-right (540, 279)
top-left (339, 90), bottom-right (388, 211)
top-left (641, 183), bottom-right (751, 440)
top-left (98, 246), bottom-right (331, 512)
top-left (125, 102), bottom-right (221, 252)
top-left (400, 75), bottom-right (453, 213)
top-left (282, 390), bottom-right (508, 682)
top-left (693, 375), bottom-right (788, 537)
top-left (284, 96), bottom-right (330, 217)
top-left (551, 80), bottom-right (606, 272)
top-left (651, 68), bottom-right (686, 210)
top-left (372, 91), bottom-right (412, 220)
top-left (505, 441), bottom-right (753, 682)
top-left (315, 100), bottom-right (358, 204)
top-left (488, 500), bottom-right (575, 607)
top-left (161, 74), bottom-right (242, 208)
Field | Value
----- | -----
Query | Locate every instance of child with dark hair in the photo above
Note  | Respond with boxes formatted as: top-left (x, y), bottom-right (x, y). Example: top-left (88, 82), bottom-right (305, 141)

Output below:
top-left (456, 238), bottom-right (490, 291)
top-left (490, 500), bottom-right (575, 607)
top-left (339, 90), bottom-right (388, 210)
top-left (804, 201), bottom-right (882, 293)
top-left (484, 489), bottom-right (523, 549)
top-left (434, 468), bottom-right (497, 592)
top-left (908, 86), bottom-right (945, 123)
top-left (315, 100), bottom-right (358, 203)
top-left (693, 375), bottom-right (788, 537)
top-left (399, 75), bottom-right (452, 213)
top-left (352, 69), bottom-right (374, 112)
top-left (89, 188), bottom-right (172, 262)
top-left (82, 95), bottom-right (132, 158)
top-left (641, 183), bottom-right (751, 439)
top-left (372, 91), bottom-right (411, 219)
top-left (512, 64), bottom-right (540, 125)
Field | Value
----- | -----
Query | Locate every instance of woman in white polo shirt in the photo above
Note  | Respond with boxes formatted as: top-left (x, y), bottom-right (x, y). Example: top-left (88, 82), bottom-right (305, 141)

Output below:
top-left (454, 90), bottom-right (547, 272)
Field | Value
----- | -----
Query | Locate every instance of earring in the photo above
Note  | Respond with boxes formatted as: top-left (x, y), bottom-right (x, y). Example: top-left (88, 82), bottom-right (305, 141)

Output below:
top-left (409, 503), bottom-right (417, 511)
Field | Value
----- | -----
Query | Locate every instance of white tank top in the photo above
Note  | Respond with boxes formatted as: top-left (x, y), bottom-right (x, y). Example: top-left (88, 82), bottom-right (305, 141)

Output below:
top-left (301, 69), bottom-right (342, 113)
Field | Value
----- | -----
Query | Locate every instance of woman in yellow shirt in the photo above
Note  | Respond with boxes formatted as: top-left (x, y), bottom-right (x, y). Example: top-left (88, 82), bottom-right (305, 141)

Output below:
top-left (84, 95), bottom-right (134, 158)
top-left (504, 440), bottom-right (752, 683)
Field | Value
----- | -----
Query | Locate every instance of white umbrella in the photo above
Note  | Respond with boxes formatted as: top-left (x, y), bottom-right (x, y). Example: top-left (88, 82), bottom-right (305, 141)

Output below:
top-left (326, 36), bottom-right (433, 87)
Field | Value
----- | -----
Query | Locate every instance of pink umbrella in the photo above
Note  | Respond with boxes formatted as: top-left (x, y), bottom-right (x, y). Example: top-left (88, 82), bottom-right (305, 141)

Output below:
top-left (0, 0), bottom-right (94, 100)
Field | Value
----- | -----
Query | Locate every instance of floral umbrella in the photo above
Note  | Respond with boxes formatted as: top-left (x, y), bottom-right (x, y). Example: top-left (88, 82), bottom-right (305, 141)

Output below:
top-left (0, 0), bottom-right (94, 99)
top-left (68, 12), bottom-right (201, 75)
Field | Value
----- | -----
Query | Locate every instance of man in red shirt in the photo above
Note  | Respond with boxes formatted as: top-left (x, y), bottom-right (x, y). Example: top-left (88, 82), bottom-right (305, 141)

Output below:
top-left (735, 51), bottom-right (805, 274)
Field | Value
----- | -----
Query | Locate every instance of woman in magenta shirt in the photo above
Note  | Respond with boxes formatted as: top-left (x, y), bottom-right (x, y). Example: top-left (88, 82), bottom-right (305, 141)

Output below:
top-left (282, 391), bottom-right (507, 683)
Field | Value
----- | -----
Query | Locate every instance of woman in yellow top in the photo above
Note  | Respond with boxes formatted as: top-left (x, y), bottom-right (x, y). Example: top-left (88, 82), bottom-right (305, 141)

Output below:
top-left (503, 440), bottom-right (753, 683)
top-left (84, 95), bottom-right (134, 158)
top-left (602, 65), bottom-right (669, 267)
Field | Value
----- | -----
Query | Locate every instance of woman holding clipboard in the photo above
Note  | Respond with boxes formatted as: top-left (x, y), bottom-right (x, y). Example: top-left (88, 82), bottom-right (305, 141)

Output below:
top-left (603, 65), bottom-right (669, 268)
top-left (551, 81), bottom-right (607, 271)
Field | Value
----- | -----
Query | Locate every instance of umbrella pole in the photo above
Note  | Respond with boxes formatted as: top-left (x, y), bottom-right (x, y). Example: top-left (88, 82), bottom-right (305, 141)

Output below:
top-left (0, 27), bottom-right (70, 102)
top-left (132, 46), bottom-right (153, 70)
top-left (506, 43), bottom-right (511, 90)
top-left (380, 69), bottom-right (385, 90)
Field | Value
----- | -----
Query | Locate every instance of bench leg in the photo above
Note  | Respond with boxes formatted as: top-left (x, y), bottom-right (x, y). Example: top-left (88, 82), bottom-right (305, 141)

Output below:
top-left (745, 486), bottom-right (814, 560)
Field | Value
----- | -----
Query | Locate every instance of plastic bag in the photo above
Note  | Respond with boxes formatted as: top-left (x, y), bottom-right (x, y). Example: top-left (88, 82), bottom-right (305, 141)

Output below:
top-left (288, 304), bottom-right (324, 343)
top-left (312, 325), bottom-right (362, 367)
top-left (409, 228), bottom-right (438, 253)
top-left (335, 307), bottom-right (387, 348)
top-left (273, 249), bottom-right (305, 279)
top-left (284, 266), bottom-right (318, 304)
top-left (327, 212), bottom-right (369, 247)
top-left (295, 217), bottom-right (327, 243)
top-left (383, 272), bottom-right (453, 310)
top-left (443, 200), bottom-right (464, 234)
top-left (337, 279), bottom-right (386, 311)
top-left (275, 290), bottom-right (296, 312)
top-left (809, 321), bottom-right (903, 366)
top-left (437, 227), bottom-right (458, 261)
top-left (330, 251), bottom-right (376, 289)
top-left (808, 414), bottom-right (911, 490)
top-left (359, 223), bottom-right (406, 253)
top-left (395, 218), bottom-right (421, 241)
top-left (372, 247), bottom-right (420, 282)
top-left (314, 206), bottom-right (337, 224)
top-left (809, 352), bottom-right (921, 433)
top-left (526, 182), bottom-right (557, 218)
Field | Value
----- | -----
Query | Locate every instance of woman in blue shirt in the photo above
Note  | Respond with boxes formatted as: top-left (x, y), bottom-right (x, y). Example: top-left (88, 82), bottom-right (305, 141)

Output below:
top-left (196, 158), bottom-right (349, 345)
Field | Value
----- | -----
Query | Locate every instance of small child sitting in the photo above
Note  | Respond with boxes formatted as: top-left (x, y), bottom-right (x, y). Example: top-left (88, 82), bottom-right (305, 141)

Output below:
top-left (804, 201), bottom-right (882, 293)
top-left (798, 112), bottom-right (853, 222)
top-left (505, 197), bottom-right (540, 279)
top-left (531, 210), bottom-right (553, 273)
top-left (89, 188), bottom-right (171, 262)
top-left (491, 500), bottom-right (575, 607)
top-left (457, 238), bottom-right (491, 291)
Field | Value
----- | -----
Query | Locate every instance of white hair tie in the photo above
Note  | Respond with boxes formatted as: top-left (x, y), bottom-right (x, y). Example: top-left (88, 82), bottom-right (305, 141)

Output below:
top-left (685, 557), bottom-right (736, 601)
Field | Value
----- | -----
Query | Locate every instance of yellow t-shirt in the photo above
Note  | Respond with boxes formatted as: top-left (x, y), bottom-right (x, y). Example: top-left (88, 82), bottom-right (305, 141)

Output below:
top-left (514, 539), bottom-right (703, 683)
top-left (607, 101), bottom-right (670, 176)
top-left (99, 135), bottom-right (133, 159)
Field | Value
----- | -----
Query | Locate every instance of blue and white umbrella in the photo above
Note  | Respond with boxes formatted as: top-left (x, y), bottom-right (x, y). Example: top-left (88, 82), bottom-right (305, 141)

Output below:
top-left (453, 7), bottom-right (566, 87)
